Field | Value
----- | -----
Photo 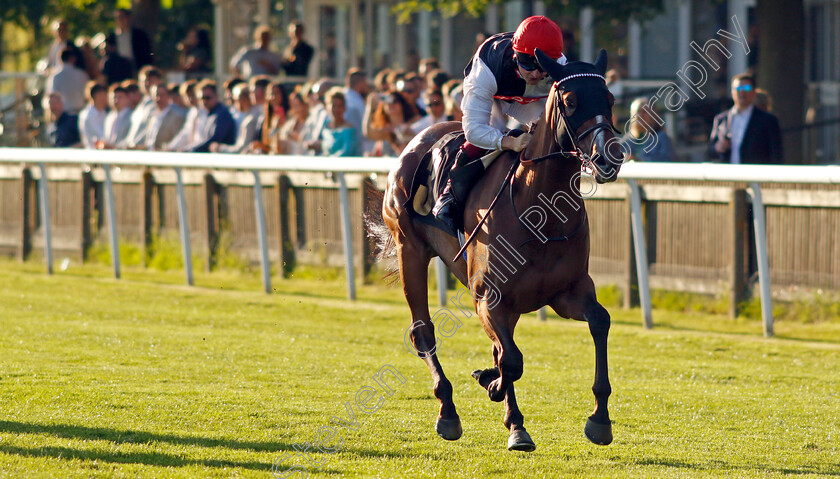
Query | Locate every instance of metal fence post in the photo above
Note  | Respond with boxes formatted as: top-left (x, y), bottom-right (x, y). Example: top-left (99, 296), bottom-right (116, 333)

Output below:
top-left (627, 179), bottom-right (652, 329)
top-left (336, 172), bottom-right (356, 300)
top-left (749, 183), bottom-right (774, 337)
top-left (252, 170), bottom-right (271, 294)
top-left (102, 164), bottom-right (121, 279)
top-left (174, 167), bottom-right (193, 286)
top-left (37, 163), bottom-right (53, 275)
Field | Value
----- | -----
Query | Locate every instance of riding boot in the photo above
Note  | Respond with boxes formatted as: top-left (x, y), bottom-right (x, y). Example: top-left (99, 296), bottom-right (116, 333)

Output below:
top-left (432, 152), bottom-right (486, 232)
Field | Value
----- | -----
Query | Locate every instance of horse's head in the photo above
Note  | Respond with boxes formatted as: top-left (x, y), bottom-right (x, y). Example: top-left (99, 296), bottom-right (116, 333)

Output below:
top-left (536, 48), bottom-right (623, 183)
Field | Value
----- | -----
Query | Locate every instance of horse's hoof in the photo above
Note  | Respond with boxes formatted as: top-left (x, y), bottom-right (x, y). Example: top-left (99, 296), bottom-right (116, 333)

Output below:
top-left (436, 416), bottom-right (463, 441)
top-left (471, 367), bottom-right (500, 389)
top-left (487, 378), bottom-right (506, 402)
top-left (507, 429), bottom-right (536, 452)
top-left (584, 417), bottom-right (613, 445)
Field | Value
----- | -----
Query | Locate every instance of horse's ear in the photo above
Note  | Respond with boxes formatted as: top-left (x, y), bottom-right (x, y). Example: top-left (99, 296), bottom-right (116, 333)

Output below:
top-left (535, 48), bottom-right (564, 82)
top-left (594, 49), bottom-right (608, 77)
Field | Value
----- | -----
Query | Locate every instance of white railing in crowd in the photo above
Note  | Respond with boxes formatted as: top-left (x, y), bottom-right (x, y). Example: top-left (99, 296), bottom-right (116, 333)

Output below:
top-left (1, 147), bottom-right (838, 337)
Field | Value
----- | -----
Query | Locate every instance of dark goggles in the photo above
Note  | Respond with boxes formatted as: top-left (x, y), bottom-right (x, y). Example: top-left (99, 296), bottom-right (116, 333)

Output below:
top-left (515, 52), bottom-right (543, 72)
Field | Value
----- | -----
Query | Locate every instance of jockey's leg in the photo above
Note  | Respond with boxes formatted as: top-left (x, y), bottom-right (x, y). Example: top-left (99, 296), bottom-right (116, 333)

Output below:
top-left (432, 142), bottom-right (490, 231)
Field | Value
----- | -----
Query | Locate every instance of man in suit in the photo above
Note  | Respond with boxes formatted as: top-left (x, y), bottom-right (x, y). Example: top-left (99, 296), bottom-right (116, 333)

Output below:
top-left (112, 9), bottom-right (154, 71)
top-left (99, 34), bottom-right (134, 85)
top-left (190, 80), bottom-right (236, 152)
top-left (142, 84), bottom-right (187, 150)
top-left (709, 74), bottom-right (783, 164)
top-left (281, 21), bottom-right (314, 77)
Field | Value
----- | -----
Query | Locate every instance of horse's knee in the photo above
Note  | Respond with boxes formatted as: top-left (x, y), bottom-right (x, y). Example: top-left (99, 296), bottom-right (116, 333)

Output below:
top-left (586, 303), bottom-right (610, 338)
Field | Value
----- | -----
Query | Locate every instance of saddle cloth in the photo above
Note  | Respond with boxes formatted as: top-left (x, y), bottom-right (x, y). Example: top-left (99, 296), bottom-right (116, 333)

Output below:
top-left (408, 131), bottom-right (506, 217)
top-left (409, 131), bottom-right (465, 216)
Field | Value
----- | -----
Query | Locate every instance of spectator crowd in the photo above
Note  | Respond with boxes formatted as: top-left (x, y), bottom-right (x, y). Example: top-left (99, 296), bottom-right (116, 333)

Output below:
top-left (41, 12), bottom-right (465, 158)
top-left (40, 10), bottom-right (782, 165)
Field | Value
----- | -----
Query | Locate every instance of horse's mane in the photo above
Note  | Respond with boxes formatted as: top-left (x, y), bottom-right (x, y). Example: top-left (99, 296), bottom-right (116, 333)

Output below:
top-left (519, 85), bottom-right (563, 188)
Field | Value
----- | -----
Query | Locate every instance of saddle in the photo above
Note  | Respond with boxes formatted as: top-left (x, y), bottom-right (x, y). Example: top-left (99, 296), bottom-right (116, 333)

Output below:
top-left (409, 131), bottom-right (464, 218)
top-left (406, 131), bottom-right (505, 237)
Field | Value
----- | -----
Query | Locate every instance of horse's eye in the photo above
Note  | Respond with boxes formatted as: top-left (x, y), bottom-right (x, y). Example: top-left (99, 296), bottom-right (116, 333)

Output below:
top-left (563, 93), bottom-right (577, 116)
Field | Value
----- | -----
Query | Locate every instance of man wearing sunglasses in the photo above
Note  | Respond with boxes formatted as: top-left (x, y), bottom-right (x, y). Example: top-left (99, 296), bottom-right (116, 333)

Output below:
top-left (708, 73), bottom-right (783, 164)
top-left (433, 15), bottom-right (566, 231)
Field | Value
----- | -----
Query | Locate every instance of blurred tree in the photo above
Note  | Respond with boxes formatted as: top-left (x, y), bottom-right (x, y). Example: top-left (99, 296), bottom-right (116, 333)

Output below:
top-left (393, 0), bottom-right (665, 24)
top-left (1, 0), bottom-right (213, 70)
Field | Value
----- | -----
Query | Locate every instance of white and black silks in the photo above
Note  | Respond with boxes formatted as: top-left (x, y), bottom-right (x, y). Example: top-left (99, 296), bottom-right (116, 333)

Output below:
top-left (460, 32), bottom-right (567, 151)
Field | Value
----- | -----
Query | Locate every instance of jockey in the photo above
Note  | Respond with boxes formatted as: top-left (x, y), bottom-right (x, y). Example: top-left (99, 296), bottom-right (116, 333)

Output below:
top-left (433, 15), bottom-right (566, 231)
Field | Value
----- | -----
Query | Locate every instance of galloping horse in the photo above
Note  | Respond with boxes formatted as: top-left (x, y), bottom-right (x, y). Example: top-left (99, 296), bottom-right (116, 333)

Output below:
top-left (372, 49), bottom-right (624, 451)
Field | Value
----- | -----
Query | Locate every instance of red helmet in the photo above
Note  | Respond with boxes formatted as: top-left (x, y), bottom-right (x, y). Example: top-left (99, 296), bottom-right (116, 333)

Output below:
top-left (512, 16), bottom-right (564, 59)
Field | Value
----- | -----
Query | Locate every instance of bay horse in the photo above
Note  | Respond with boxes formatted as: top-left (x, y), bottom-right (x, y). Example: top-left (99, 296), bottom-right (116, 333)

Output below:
top-left (372, 49), bottom-right (624, 451)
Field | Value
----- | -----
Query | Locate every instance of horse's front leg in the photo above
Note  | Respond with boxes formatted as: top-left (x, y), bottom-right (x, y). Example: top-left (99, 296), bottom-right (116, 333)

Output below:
top-left (478, 304), bottom-right (523, 403)
top-left (551, 279), bottom-right (613, 445)
top-left (472, 340), bottom-right (534, 451)
top-left (398, 242), bottom-right (462, 441)
top-left (583, 297), bottom-right (613, 445)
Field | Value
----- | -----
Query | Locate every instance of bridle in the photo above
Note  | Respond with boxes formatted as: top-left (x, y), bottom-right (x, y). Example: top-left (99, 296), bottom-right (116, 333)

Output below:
top-left (521, 76), bottom-right (620, 169)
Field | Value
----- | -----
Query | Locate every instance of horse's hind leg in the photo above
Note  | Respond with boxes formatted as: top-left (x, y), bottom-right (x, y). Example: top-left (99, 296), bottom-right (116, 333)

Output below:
top-left (399, 242), bottom-right (462, 440)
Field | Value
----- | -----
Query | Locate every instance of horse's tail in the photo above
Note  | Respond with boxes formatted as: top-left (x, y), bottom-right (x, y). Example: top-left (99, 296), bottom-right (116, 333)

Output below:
top-left (363, 181), bottom-right (400, 285)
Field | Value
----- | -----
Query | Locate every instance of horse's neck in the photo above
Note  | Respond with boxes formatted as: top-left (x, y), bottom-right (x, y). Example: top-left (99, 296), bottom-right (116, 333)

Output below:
top-left (516, 117), bottom-right (585, 215)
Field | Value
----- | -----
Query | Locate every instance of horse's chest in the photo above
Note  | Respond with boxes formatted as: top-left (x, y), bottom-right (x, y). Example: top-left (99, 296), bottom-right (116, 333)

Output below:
top-left (476, 247), bottom-right (581, 295)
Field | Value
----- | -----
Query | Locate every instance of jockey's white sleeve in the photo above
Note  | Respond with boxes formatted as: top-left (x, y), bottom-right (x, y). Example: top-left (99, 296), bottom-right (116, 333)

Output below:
top-left (461, 57), bottom-right (505, 151)
top-left (460, 54), bottom-right (567, 151)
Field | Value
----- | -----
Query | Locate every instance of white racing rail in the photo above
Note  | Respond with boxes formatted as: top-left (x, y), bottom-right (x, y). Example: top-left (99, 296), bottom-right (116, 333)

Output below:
top-left (2, 147), bottom-right (838, 337)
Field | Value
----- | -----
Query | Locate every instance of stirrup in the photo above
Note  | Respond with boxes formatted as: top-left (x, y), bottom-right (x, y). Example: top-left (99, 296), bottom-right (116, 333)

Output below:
top-left (432, 191), bottom-right (455, 218)
top-left (433, 200), bottom-right (459, 233)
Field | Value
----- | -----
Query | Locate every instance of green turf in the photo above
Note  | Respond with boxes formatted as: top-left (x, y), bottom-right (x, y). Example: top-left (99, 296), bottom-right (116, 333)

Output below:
top-left (1, 259), bottom-right (839, 478)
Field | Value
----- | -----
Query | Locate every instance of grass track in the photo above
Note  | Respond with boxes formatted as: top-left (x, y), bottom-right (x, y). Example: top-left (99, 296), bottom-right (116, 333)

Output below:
top-left (1, 260), bottom-right (839, 478)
